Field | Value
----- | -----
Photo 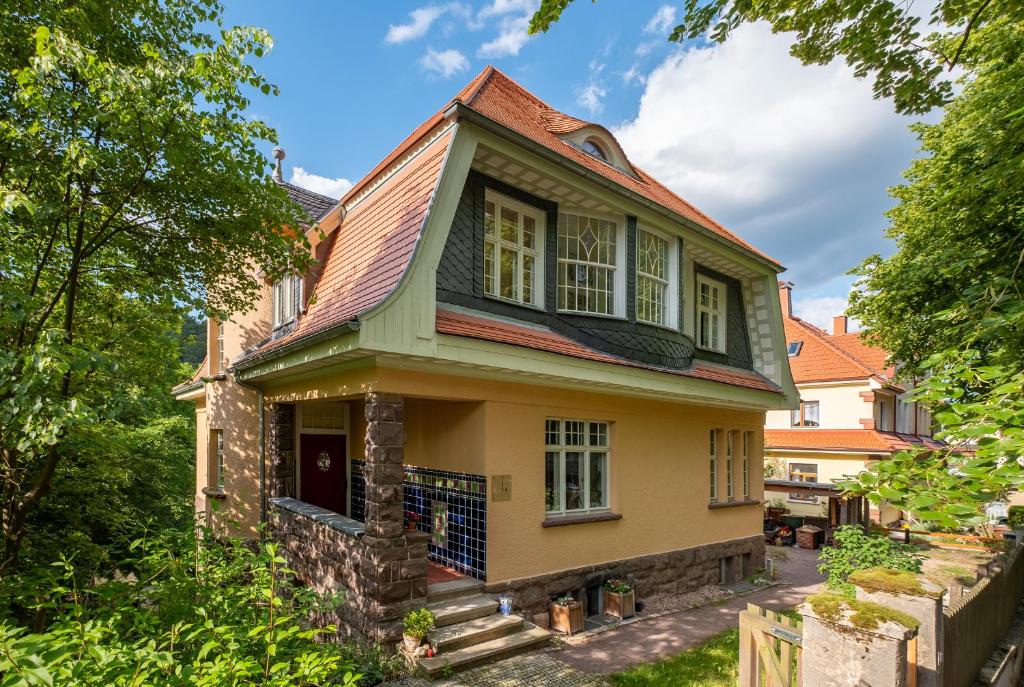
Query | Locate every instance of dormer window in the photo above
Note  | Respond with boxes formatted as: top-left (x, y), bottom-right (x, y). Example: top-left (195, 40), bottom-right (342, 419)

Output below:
top-left (272, 275), bottom-right (299, 330)
top-left (582, 138), bottom-right (608, 161)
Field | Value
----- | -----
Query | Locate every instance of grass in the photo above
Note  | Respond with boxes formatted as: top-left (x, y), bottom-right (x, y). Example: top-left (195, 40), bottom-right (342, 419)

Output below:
top-left (609, 628), bottom-right (740, 687)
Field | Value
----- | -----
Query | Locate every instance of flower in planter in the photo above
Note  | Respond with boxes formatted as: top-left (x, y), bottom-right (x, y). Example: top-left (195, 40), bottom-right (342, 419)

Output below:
top-left (553, 595), bottom-right (578, 607)
top-left (402, 608), bottom-right (435, 652)
top-left (603, 578), bottom-right (632, 594)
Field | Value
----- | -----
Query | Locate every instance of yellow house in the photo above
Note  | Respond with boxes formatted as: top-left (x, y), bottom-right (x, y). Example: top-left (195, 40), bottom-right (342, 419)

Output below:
top-left (173, 67), bottom-right (799, 646)
top-left (764, 282), bottom-right (941, 526)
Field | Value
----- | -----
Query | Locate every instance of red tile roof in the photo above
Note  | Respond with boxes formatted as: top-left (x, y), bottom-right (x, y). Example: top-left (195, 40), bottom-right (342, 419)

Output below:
top-left (436, 308), bottom-right (780, 394)
top-left (765, 428), bottom-right (945, 453)
top-left (784, 311), bottom-right (896, 386)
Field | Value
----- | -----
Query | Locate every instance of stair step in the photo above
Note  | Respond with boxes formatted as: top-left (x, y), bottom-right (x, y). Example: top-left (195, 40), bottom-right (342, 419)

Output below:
top-left (416, 623), bottom-right (551, 678)
top-left (427, 577), bottom-right (485, 602)
top-left (429, 613), bottom-right (523, 653)
top-left (428, 594), bottom-right (499, 628)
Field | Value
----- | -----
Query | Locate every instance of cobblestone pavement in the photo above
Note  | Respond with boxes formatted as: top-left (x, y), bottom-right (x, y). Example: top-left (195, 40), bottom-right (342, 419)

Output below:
top-left (382, 649), bottom-right (609, 687)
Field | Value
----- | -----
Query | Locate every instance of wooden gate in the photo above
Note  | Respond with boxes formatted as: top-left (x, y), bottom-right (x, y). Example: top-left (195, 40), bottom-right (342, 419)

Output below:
top-left (738, 603), bottom-right (802, 687)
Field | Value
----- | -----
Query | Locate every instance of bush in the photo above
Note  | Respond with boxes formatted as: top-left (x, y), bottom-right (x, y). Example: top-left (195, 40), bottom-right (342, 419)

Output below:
top-left (402, 608), bottom-right (435, 640)
top-left (1009, 506), bottom-right (1024, 529)
top-left (818, 525), bottom-right (923, 596)
top-left (0, 526), bottom-right (362, 686)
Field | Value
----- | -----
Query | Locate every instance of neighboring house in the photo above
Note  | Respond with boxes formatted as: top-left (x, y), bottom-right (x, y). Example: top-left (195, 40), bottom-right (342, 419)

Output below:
top-left (173, 67), bottom-right (799, 645)
top-left (764, 282), bottom-right (941, 525)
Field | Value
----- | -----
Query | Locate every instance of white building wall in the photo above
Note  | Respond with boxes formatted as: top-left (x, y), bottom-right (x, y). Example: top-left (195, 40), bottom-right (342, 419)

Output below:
top-left (765, 381), bottom-right (874, 430)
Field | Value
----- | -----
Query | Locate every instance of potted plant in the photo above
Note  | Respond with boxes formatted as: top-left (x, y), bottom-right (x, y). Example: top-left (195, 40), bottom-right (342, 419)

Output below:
top-left (550, 595), bottom-right (584, 635)
top-left (603, 579), bottom-right (635, 620)
top-left (404, 510), bottom-right (422, 532)
top-left (402, 608), bottom-right (435, 653)
top-left (766, 497), bottom-right (787, 521)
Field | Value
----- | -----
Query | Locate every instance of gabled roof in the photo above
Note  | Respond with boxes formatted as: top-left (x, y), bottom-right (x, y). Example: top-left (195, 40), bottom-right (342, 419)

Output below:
top-left (276, 179), bottom-right (336, 222)
top-left (784, 313), bottom-right (895, 386)
top-left (436, 307), bottom-right (780, 394)
top-left (765, 428), bottom-right (945, 454)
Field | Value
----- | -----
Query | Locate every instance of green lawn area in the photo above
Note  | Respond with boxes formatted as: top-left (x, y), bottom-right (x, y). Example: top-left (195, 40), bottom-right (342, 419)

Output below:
top-left (608, 629), bottom-right (740, 687)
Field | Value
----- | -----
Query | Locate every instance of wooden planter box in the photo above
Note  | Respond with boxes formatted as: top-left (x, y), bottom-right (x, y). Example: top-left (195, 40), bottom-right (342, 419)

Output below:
top-left (766, 507), bottom-right (787, 521)
top-left (603, 589), bottom-right (635, 620)
top-left (550, 601), bottom-right (584, 635)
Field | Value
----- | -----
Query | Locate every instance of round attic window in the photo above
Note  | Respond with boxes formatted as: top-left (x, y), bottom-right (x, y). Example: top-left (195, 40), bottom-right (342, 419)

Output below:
top-left (582, 138), bottom-right (608, 161)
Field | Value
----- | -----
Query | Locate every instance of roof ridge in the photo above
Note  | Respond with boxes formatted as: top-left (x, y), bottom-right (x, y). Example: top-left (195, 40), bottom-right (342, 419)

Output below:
top-left (788, 315), bottom-right (888, 382)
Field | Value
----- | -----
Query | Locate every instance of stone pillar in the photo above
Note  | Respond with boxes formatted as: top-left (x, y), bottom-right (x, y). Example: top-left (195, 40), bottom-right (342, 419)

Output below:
top-left (361, 392), bottom-right (428, 640)
top-left (800, 593), bottom-right (919, 687)
top-left (853, 568), bottom-right (946, 687)
top-left (268, 403), bottom-right (296, 499)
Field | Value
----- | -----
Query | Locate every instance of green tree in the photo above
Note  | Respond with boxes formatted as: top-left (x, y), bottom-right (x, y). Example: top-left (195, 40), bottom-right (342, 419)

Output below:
top-left (179, 313), bottom-right (207, 366)
top-left (0, 0), bottom-right (311, 572)
top-left (529, 0), bottom-right (1022, 115)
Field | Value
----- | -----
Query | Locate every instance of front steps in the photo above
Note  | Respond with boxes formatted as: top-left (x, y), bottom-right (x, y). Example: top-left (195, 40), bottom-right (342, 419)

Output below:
top-left (412, 579), bottom-right (551, 679)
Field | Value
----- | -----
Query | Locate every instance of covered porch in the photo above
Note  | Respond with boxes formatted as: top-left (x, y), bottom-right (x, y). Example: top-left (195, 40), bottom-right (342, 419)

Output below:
top-left (265, 391), bottom-right (487, 639)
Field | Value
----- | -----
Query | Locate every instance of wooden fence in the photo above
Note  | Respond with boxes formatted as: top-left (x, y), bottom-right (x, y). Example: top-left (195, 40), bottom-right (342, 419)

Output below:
top-left (943, 544), bottom-right (1024, 687)
top-left (739, 604), bottom-right (802, 687)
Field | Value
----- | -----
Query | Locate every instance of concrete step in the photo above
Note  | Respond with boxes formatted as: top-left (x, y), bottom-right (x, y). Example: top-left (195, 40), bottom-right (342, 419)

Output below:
top-left (427, 577), bottom-right (485, 603)
top-left (428, 594), bottom-right (499, 628)
top-left (416, 622), bottom-right (551, 679)
top-left (429, 613), bottom-right (523, 653)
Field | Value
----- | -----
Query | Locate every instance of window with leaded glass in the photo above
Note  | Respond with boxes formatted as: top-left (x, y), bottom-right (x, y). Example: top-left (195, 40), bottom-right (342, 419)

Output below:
top-left (696, 274), bottom-right (726, 352)
top-left (484, 190), bottom-right (544, 307)
top-left (637, 228), bottom-right (670, 326)
top-left (545, 419), bottom-right (609, 516)
top-left (556, 212), bottom-right (619, 315)
top-left (709, 429), bottom-right (718, 503)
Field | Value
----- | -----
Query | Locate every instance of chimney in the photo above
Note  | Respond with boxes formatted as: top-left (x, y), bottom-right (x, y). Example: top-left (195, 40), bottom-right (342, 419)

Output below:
top-left (778, 281), bottom-right (794, 317)
top-left (833, 315), bottom-right (848, 335)
top-left (271, 145), bottom-right (285, 182)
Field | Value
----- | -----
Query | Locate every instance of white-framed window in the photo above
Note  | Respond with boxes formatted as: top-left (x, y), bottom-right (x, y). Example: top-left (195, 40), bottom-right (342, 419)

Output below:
top-left (556, 212), bottom-right (623, 316)
top-left (742, 432), bottom-right (751, 499)
top-left (696, 274), bottom-right (726, 352)
top-left (726, 431), bottom-right (734, 501)
top-left (791, 400), bottom-right (820, 427)
top-left (272, 275), bottom-right (298, 329)
top-left (213, 429), bottom-right (225, 489)
top-left (709, 429), bottom-right (718, 504)
top-left (484, 190), bottom-right (545, 307)
top-left (636, 228), bottom-right (676, 327)
top-left (544, 419), bottom-right (609, 516)
top-left (216, 321), bottom-right (226, 374)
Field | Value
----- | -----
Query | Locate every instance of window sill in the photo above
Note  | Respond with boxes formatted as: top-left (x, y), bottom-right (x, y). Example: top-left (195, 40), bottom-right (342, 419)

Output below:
top-left (202, 487), bottom-right (227, 500)
top-left (708, 499), bottom-right (760, 510)
top-left (483, 293), bottom-right (545, 312)
top-left (695, 345), bottom-right (728, 355)
top-left (542, 512), bottom-right (622, 528)
top-left (557, 309), bottom-right (625, 321)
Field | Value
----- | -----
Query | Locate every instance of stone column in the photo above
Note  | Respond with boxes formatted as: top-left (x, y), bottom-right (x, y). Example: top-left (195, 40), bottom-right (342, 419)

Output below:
top-left (268, 403), bottom-right (296, 499)
top-left (361, 392), bottom-right (428, 640)
top-left (800, 593), bottom-right (919, 687)
top-left (853, 568), bottom-right (946, 687)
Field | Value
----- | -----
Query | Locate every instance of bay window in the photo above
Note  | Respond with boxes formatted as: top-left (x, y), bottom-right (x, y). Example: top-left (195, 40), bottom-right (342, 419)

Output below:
top-left (484, 190), bottom-right (544, 307)
top-left (557, 212), bottom-right (621, 316)
top-left (636, 228), bottom-right (673, 327)
top-left (696, 274), bottom-right (726, 352)
top-left (545, 419), bottom-right (609, 515)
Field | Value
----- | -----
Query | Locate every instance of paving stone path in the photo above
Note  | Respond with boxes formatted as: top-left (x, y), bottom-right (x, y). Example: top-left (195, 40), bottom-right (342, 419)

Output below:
top-left (384, 649), bottom-right (609, 687)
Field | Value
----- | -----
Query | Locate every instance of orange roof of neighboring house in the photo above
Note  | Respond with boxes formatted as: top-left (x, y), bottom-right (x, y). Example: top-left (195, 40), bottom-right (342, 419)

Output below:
top-left (765, 428), bottom-right (945, 453)
top-left (784, 314), bottom-right (896, 386)
top-left (436, 308), bottom-right (780, 394)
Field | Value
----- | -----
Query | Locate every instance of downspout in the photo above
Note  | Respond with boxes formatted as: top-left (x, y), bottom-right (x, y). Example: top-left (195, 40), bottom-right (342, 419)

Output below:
top-left (233, 371), bottom-right (267, 535)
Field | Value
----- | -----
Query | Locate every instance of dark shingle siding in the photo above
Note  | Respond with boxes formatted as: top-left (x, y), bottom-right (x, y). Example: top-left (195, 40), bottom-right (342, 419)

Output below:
top-left (276, 180), bottom-right (337, 222)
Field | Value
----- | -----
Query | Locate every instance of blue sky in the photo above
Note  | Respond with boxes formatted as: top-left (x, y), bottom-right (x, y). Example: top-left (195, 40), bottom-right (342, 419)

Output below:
top-left (222, 1), bottom-right (925, 330)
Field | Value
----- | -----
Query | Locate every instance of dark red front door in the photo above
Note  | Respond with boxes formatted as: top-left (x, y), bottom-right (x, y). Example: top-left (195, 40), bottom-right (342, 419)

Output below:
top-left (299, 434), bottom-right (347, 515)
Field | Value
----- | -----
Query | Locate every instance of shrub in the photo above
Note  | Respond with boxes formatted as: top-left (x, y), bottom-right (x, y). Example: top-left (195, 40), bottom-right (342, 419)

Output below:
top-left (402, 608), bottom-right (435, 640)
top-left (817, 525), bottom-right (923, 596)
top-left (0, 526), bottom-right (361, 686)
top-left (1009, 506), bottom-right (1024, 529)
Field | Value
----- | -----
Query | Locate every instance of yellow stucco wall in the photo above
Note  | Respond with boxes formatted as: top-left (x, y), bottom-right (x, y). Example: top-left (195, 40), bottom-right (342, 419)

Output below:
top-left (265, 364), bottom-right (765, 585)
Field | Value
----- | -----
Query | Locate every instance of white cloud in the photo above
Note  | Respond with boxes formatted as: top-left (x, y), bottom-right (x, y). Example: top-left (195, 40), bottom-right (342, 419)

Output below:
top-left (478, 0), bottom-right (536, 20)
top-left (622, 63), bottom-right (645, 85)
top-left (614, 22), bottom-right (917, 288)
top-left (793, 296), bottom-right (850, 331)
top-left (386, 6), bottom-right (446, 44)
top-left (645, 5), bottom-right (677, 34)
top-left (290, 167), bottom-right (353, 199)
top-left (477, 13), bottom-right (532, 58)
top-left (421, 48), bottom-right (470, 78)
top-left (577, 82), bottom-right (608, 115)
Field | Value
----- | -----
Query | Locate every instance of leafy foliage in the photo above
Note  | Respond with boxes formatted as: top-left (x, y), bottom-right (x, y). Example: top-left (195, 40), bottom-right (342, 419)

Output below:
top-left (0, 526), bottom-right (361, 686)
top-left (817, 525), bottom-right (923, 596)
top-left (401, 608), bottom-right (435, 640)
top-left (0, 0), bottom-right (310, 569)
top-left (529, 0), bottom-right (1024, 114)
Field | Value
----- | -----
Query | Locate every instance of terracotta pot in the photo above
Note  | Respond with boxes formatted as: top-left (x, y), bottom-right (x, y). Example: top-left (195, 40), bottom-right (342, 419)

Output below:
top-left (402, 634), bottom-right (422, 653)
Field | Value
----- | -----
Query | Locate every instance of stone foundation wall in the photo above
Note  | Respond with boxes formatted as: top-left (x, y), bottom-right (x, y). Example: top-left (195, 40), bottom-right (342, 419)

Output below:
top-left (486, 534), bottom-right (764, 618)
